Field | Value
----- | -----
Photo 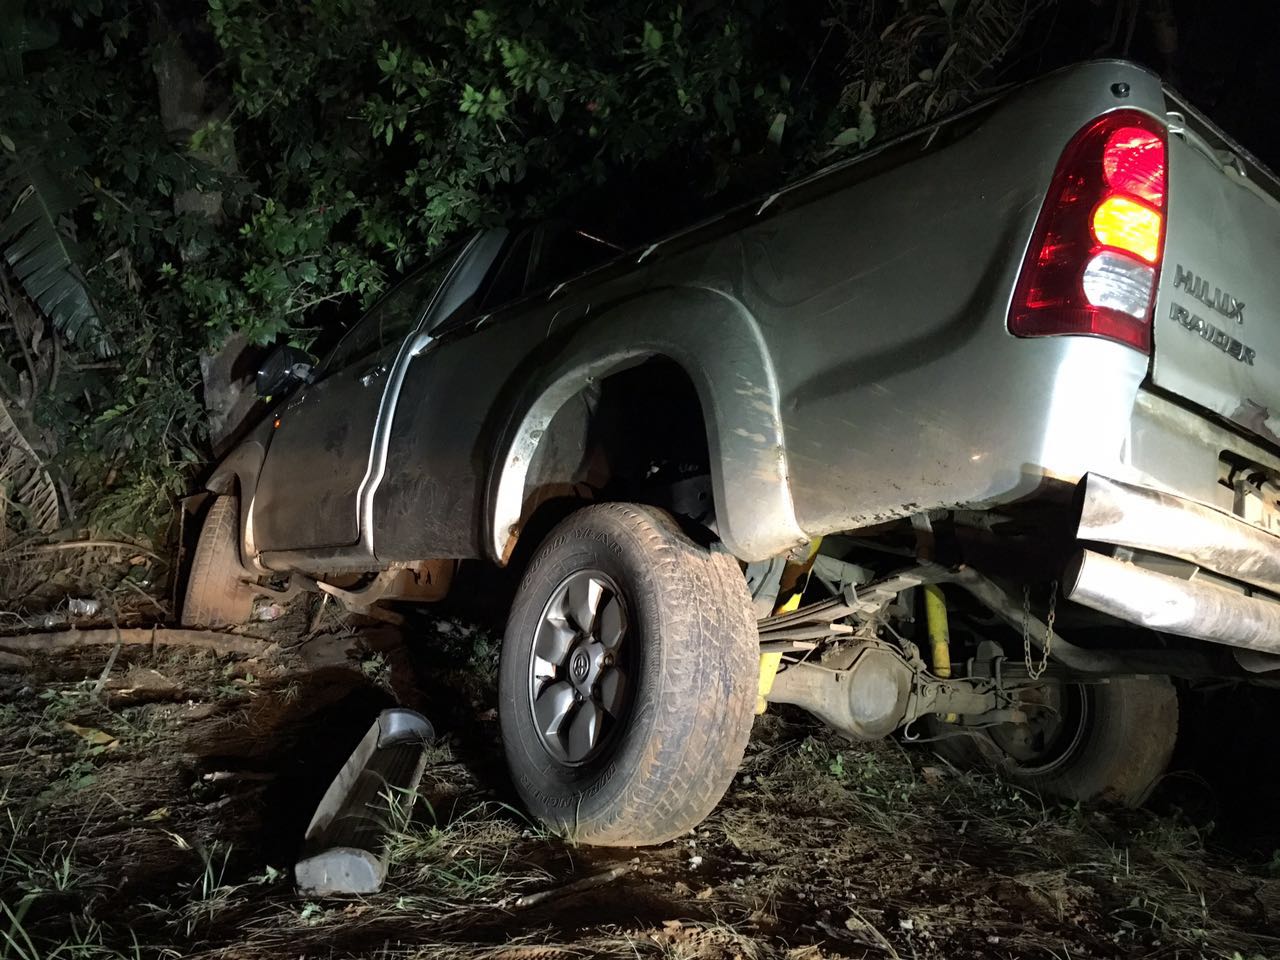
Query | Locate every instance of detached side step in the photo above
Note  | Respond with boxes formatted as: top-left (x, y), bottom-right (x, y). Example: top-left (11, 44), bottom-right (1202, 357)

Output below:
top-left (295, 707), bottom-right (435, 895)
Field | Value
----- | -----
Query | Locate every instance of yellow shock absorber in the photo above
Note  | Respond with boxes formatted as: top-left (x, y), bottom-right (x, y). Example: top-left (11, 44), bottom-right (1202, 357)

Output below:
top-left (757, 650), bottom-right (784, 715)
top-left (757, 538), bottom-right (822, 714)
top-left (923, 583), bottom-right (952, 679)
top-left (923, 583), bottom-right (956, 722)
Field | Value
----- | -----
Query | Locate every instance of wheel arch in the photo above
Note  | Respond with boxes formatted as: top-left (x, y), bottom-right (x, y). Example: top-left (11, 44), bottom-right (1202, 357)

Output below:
top-left (487, 284), bottom-right (806, 564)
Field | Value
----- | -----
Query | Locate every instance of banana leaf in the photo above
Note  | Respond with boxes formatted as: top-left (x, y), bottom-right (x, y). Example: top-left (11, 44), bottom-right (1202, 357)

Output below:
top-left (1, 161), bottom-right (113, 356)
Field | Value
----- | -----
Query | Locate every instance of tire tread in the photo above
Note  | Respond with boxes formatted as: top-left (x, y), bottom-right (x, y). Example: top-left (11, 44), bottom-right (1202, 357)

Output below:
top-left (182, 495), bottom-right (254, 628)
top-left (502, 502), bottom-right (757, 846)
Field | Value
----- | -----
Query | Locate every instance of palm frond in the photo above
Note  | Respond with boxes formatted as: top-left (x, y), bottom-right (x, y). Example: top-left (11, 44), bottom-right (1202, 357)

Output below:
top-left (0, 395), bottom-right (59, 538)
top-left (1, 160), bottom-right (113, 356)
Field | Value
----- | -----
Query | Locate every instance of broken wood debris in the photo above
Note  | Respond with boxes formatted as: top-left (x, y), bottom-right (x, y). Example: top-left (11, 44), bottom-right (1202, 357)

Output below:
top-left (0, 627), bottom-right (270, 657)
top-left (511, 864), bottom-right (635, 910)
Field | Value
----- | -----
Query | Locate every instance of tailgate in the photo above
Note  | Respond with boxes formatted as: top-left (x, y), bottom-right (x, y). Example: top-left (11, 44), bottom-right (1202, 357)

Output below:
top-left (1152, 90), bottom-right (1280, 448)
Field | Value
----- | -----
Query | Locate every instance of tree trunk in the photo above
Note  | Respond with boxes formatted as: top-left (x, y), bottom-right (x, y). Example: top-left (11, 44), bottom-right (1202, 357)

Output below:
top-left (149, 10), bottom-right (260, 455)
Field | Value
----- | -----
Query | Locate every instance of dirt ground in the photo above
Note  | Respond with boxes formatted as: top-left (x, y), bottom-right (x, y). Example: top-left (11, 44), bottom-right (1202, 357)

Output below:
top-left (3, 606), bottom-right (1280, 960)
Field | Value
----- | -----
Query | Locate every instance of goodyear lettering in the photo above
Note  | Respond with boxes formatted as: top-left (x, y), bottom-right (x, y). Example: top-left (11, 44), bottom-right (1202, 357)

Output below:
top-left (574, 528), bottom-right (623, 555)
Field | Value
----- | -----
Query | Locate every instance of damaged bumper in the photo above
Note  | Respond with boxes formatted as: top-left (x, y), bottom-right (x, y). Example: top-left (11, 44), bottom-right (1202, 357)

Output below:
top-left (1064, 474), bottom-right (1280, 655)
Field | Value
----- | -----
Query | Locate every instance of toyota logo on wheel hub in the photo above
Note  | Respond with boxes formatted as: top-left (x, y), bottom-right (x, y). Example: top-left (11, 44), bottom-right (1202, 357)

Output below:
top-left (571, 649), bottom-right (590, 681)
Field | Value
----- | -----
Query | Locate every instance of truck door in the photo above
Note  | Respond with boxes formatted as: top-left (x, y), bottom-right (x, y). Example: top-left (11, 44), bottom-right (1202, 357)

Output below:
top-left (253, 234), bottom-right (511, 553)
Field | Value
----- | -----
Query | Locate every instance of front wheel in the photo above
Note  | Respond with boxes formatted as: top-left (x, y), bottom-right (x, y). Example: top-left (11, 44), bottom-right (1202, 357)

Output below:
top-left (932, 676), bottom-right (1178, 806)
top-left (182, 495), bottom-right (256, 628)
top-left (498, 503), bottom-right (758, 846)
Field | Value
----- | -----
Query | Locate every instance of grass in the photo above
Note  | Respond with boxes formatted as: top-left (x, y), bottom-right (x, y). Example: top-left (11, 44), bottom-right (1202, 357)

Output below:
top-left (0, 822), bottom-right (79, 901)
top-left (169, 840), bottom-right (237, 938)
top-left (359, 651), bottom-right (393, 689)
top-left (382, 788), bottom-right (552, 911)
top-left (1, 901), bottom-right (140, 960)
top-left (0, 801), bottom-right (134, 960)
top-left (718, 719), bottom-right (1280, 960)
top-left (2, 631), bottom-right (1279, 960)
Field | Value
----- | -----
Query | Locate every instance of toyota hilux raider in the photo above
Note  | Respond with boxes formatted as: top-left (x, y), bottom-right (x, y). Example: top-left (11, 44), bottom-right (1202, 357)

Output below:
top-left (185, 60), bottom-right (1280, 845)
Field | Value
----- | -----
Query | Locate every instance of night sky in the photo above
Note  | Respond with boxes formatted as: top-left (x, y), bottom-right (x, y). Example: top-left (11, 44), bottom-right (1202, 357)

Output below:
top-left (1036, 0), bottom-right (1280, 171)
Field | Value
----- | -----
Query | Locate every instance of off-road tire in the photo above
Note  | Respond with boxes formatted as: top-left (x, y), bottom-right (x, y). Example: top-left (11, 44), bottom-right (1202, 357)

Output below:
top-left (932, 677), bottom-right (1178, 807)
top-left (499, 503), bottom-right (758, 846)
top-left (182, 495), bottom-right (255, 628)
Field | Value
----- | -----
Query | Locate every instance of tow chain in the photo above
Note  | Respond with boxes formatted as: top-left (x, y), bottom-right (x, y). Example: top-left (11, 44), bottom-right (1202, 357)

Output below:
top-left (1022, 580), bottom-right (1058, 680)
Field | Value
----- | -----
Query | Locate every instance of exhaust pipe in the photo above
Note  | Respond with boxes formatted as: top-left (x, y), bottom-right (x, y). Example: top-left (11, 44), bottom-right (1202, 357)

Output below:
top-left (1064, 549), bottom-right (1280, 654)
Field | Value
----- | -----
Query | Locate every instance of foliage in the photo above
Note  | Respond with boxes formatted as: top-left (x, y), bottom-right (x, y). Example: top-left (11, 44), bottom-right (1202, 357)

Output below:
top-left (0, 396), bottom-right (59, 538)
top-left (0, 0), bottom-right (1055, 550)
top-left (1, 159), bottom-right (110, 357)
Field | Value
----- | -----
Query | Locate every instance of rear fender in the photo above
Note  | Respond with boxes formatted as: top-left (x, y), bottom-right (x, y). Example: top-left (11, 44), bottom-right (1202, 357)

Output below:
top-left (488, 284), bottom-right (806, 563)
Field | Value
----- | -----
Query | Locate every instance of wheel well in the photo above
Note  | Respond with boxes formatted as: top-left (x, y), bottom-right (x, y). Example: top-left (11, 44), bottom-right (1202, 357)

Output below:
top-left (512, 357), bottom-right (715, 556)
top-left (206, 470), bottom-right (238, 496)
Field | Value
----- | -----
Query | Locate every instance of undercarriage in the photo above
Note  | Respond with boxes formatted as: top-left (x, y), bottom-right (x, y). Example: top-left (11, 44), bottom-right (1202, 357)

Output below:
top-left (747, 497), bottom-right (1279, 805)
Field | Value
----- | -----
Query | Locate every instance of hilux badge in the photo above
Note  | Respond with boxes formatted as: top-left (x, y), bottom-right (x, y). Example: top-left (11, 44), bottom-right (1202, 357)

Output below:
top-left (1173, 264), bottom-right (1245, 323)
top-left (1169, 264), bottom-right (1256, 365)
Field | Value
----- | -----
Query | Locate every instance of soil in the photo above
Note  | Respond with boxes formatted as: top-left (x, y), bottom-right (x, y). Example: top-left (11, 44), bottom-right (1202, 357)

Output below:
top-left (1, 606), bottom-right (1278, 960)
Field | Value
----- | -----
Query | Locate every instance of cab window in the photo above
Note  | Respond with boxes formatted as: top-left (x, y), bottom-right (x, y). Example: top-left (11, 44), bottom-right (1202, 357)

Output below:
top-left (324, 250), bottom-right (457, 371)
top-left (526, 224), bottom-right (618, 294)
top-left (479, 223), bottom-right (618, 315)
top-left (479, 228), bottom-right (536, 312)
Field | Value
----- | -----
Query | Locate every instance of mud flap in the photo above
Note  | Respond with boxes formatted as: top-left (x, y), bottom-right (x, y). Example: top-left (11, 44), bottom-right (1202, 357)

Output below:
top-left (294, 707), bottom-right (435, 895)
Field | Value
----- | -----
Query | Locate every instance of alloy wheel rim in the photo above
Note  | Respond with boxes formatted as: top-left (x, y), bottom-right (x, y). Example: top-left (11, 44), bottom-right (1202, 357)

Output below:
top-left (528, 569), bottom-right (632, 765)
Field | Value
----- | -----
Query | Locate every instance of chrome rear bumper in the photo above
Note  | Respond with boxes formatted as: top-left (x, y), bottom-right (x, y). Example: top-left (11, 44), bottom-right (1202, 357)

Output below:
top-left (1064, 474), bottom-right (1280, 654)
top-left (1076, 474), bottom-right (1280, 594)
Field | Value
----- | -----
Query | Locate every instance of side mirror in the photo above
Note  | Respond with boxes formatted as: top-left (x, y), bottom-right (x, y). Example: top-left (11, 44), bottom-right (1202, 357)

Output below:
top-left (256, 345), bottom-right (315, 399)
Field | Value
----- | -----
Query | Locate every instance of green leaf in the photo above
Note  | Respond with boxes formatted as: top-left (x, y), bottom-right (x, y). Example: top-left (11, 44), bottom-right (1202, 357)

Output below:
top-left (1, 157), bottom-right (113, 356)
top-left (767, 112), bottom-right (786, 146)
top-left (831, 127), bottom-right (862, 148)
top-left (830, 101), bottom-right (877, 151)
top-left (642, 21), bottom-right (663, 52)
top-left (459, 83), bottom-right (484, 115)
top-left (467, 8), bottom-right (494, 38)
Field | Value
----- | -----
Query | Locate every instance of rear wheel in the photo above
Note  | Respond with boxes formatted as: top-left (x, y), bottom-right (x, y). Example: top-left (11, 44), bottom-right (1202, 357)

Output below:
top-left (931, 676), bottom-right (1177, 806)
top-left (499, 503), bottom-right (758, 846)
top-left (182, 495), bottom-right (255, 628)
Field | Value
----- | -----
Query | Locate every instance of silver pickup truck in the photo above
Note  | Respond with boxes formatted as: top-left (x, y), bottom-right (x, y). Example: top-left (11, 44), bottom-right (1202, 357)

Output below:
top-left (185, 60), bottom-right (1280, 846)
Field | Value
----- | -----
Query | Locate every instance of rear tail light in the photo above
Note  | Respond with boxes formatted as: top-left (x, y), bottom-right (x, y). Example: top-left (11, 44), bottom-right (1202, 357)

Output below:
top-left (1009, 110), bottom-right (1168, 353)
top-left (1102, 125), bottom-right (1165, 205)
top-left (1090, 195), bottom-right (1162, 263)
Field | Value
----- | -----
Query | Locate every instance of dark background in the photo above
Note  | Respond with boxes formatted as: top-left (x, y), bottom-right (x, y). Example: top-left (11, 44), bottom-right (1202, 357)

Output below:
top-left (1039, 0), bottom-right (1280, 169)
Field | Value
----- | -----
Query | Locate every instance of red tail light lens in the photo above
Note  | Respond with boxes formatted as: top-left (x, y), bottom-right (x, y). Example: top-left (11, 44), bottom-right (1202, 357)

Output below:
top-left (1009, 110), bottom-right (1167, 353)
top-left (1103, 126), bottom-right (1165, 206)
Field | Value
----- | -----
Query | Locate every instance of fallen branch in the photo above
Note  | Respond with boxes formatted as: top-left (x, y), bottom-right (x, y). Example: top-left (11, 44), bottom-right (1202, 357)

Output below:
top-left (0, 627), bottom-right (270, 657)
top-left (511, 864), bottom-right (634, 910)
top-left (0, 651), bottom-right (31, 670)
top-left (0, 539), bottom-right (162, 560)
top-left (91, 618), bottom-right (124, 694)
